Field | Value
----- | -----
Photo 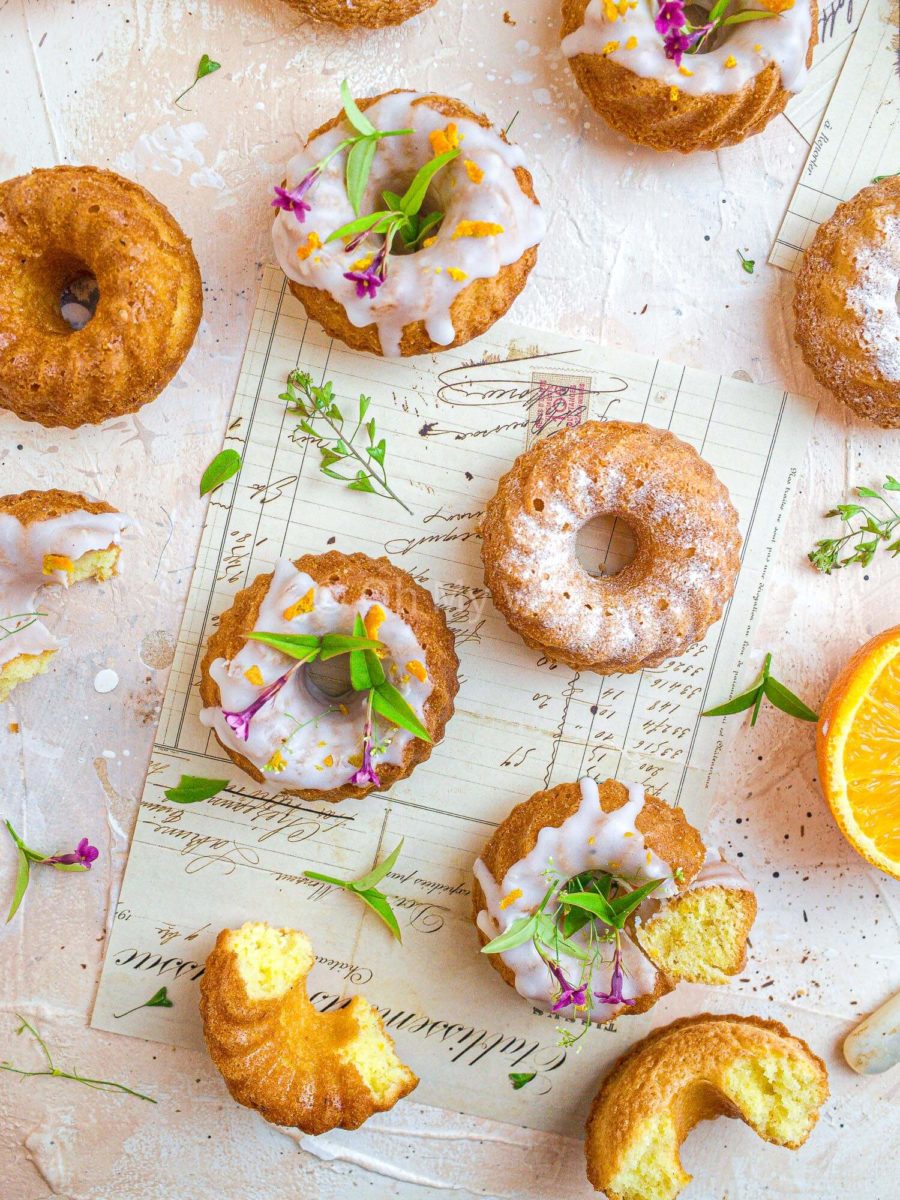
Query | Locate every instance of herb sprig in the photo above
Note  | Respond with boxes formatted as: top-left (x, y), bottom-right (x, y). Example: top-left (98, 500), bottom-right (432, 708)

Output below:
top-left (702, 652), bottom-right (818, 726)
top-left (248, 629), bottom-right (384, 664)
top-left (4, 821), bottom-right (98, 924)
top-left (0, 612), bottom-right (45, 642)
top-left (509, 1071), bottom-right (536, 1089)
top-left (1, 1016), bottom-right (155, 1102)
top-left (304, 839), bottom-right (404, 940)
top-left (283, 370), bottom-right (411, 513)
top-left (737, 249), bottom-right (755, 275)
top-left (114, 987), bottom-right (173, 1021)
top-left (164, 775), bottom-right (230, 805)
top-left (200, 449), bottom-right (242, 497)
top-left (173, 53), bottom-right (221, 109)
top-left (808, 475), bottom-right (900, 574)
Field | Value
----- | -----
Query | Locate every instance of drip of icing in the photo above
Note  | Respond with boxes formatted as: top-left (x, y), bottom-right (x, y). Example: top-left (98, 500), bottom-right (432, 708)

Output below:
top-left (474, 777), bottom-right (677, 1021)
top-left (562, 0), bottom-right (812, 98)
top-left (272, 91), bottom-right (545, 357)
top-left (0, 509), bottom-right (130, 671)
top-left (845, 214), bottom-right (900, 382)
top-left (199, 558), bottom-right (433, 791)
top-left (684, 847), bottom-right (753, 893)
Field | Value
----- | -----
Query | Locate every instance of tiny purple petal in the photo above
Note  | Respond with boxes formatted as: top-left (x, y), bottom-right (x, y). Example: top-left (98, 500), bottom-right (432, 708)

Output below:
top-left (548, 961), bottom-right (587, 1012)
top-left (43, 837), bottom-right (99, 868)
top-left (594, 948), bottom-right (636, 1007)
top-left (655, 0), bottom-right (686, 34)
top-left (343, 269), bottom-right (383, 300)
top-left (222, 669), bottom-right (294, 742)
top-left (271, 171), bottom-right (319, 223)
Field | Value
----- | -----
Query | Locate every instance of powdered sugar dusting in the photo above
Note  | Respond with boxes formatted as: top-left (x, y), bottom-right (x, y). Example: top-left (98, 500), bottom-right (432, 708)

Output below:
top-left (845, 214), bottom-right (900, 382)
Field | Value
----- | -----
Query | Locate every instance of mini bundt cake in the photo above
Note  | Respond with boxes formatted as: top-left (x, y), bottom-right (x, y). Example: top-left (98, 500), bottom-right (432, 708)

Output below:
top-left (794, 177), bottom-right (900, 426)
top-left (480, 421), bottom-right (742, 674)
top-left (199, 551), bottom-right (458, 802)
top-left (272, 90), bottom-right (544, 356)
top-left (284, 0), bottom-right (436, 25)
top-left (561, 0), bottom-right (817, 153)
top-left (200, 922), bottom-right (418, 1134)
top-left (0, 489), bottom-right (130, 702)
top-left (472, 779), bottom-right (756, 1023)
top-left (585, 1014), bottom-right (829, 1199)
top-left (0, 165), bottom-right (202, 428)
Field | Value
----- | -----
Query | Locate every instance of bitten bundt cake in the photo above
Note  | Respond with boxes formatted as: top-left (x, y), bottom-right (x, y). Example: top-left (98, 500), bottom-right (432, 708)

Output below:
top-left (0, 165), bottom-right (202, 428)
top-left (480, 421), bottom-right (742, 674)
top-left (472, 779), bottom-right (756, 1024)
top-left (585, 1014), bottom-right (829, 1199)
top-left (284, 0), bottom-right (437, 26)
top-left (200, 922), bottom-right (418, 1134)
top-left (794, 177), bottom-right (900, 426)
top-left (272, 89), bottom-right (544, 356)
top-left (199, 551), bottom-right (458, 802)
top-left (561, 0), bottom-right (816, 153)
top-left (0, 489), bottom-right (130, 702)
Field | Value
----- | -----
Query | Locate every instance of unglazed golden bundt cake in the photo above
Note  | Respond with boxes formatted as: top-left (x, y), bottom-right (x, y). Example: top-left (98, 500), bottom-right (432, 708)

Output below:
top-left (199, 551), bottom-right (458, 802)
top-left (284, 0), bottom-right (436, 25)
top-left (0, 489), bottom-right (129, 702)
top-left (480, 421), bottom-right (742, 674)
top-left (794, 177), bottom-right (900, 426)
top-left (560, 0), bottom-right (817, 153)
top-left (0, 165), bottom-right (202, 427)
top-left (200, 923), bottom-right (418, 1134)
top-left (272, 91), bottom-right (544, 356)
top-left (585, 1014), bottom-right (829, 1199)
top-left (472, 779), bottom-right (756, 1024)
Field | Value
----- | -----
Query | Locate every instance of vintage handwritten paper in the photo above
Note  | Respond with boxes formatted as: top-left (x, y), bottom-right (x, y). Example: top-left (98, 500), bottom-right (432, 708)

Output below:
top-left (92, 266), bottom-right (815, 1133)
top-left (783, 0), bottom-right (871, 144)
top-left (771, 0), bottom-right (899, 270)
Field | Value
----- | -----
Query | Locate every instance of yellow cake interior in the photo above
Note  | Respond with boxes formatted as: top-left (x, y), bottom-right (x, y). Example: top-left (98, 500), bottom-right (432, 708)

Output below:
top-left (228, 921), bottom-right (314, 1000)
top-left (636, 888), bottom-right (752, 985)
top-left (609, 1112), bottom-right (690, 1200)
top-left (338, 995), bottom-right (412, 1103)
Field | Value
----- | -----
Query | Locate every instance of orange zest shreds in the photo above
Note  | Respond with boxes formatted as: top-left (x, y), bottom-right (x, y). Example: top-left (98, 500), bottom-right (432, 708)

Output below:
top-left (406, 659), bottom-right (428, 682)
top-left (348, 752), bottom-right (363, 768)
top-left (453, 220), bottom-right (504, 239)
top-left (42, 553), bottom-right (73, 577)
top-left (244, 665), bottom-right (265, 687)
top-left (623, 831), bottom-right (634, 838)
top-left (679, 65), bottom-right (694, 76)
top-left (724, 55), bottom-right (737, 67)
top-left (8, 723), bottom-right (19, 734)
top-left (351, 255), bottom-right (373, 271)
top-left (283, 588), bottom-right (315, 620)
top-left (338, 703), bottom-right (349, 716)
top-left (463, 159), bottom-right (484, 184)
top-left (296, 231), bottom-right (322, 261)
top-left (499, 888), bottom-right (523, 910)
top-left (322, 754), bottom-right (334, 768)
top-left (587, 836), bottom-right (596, 845)
top-left (602, 0), bottom-right (619, 19)
top-left (422, 236), bottom-right (438, 249)
top-left (646, 850), bottom-right (653, 864)
top-left (429, 123), bottom-right (459, 157)
top-left (625, 35), bottom-right (638, 48)
top-left (264, 749), bottom-right (287, 773)
top-left (446, 267), bottom-right (468, 282)
top-left (758, 0), bottom-right (793, 10)
top-left (602, 40), bottom-right (620, 54)
top-left (364, 604), bottom-right (386, 642)
top-left (753, 42), bottom-right (763, 51)
top-left (669, 85), bottom-right (680, 102)
top-left (609, 860), bottom-right (620, 871)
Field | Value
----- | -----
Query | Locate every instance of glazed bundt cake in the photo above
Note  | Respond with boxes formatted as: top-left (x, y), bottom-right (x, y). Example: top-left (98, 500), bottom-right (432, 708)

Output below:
top-left (480, 421), bottom-right (742, 674)
top-left (0, 165), bottom-right (202, 427)
top-left (200, 922), bottom-right (418, 1134)
top-left (794, 177), bottom-right (900, 426)
top-left (0, 489), bottom-right (129, 702)
top-left (585, 1014), bottom-right (829, 1199)
top-left (199, 551), bottom-right (458, 802)
top-left (472, 779), bottom-right (756, 1023)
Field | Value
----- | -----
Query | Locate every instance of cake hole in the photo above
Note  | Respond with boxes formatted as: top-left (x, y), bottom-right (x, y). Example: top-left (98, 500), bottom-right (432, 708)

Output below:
top-left (60, 268), bottom-right (99, 330)
top-left (576, 515), bottom-right (637, 578)
top-left (305, 653), bottom-right (354, 702)
top-left (682, 2), bottom-right (731, 52)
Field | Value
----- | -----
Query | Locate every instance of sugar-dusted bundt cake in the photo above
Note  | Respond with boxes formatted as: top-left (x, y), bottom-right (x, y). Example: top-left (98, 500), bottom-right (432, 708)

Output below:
top-left (199, 551), bottom-right (458, 802)
top-left (794, 177), bottom-right (900, 426)
top-left (200, 922), bottom-right (418, 1134)
top-left (472, 779), bottom-right (755, 1024)
top-left (0, 489), bottom-right (130, 703)
top-left (272, 90), bottom-right (544, 356)
top-left (480, 422), bottom-right (742, 674)
top-left (585, 1014), bottom-right (829, 1199)
top-left (561, 0), bottom-right (817, 153)
top-left (284, 0), bottom-right (436, 25)
top-left (0, 165), bottom-right (202, 428)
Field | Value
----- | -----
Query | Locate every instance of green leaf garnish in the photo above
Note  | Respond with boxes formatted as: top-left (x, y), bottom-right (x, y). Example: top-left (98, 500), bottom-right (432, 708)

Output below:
top-left (809, 475), bottom-right (900, 573)
top-left (303, 838), bottom-right (404, 941)
top-left (173, 53), bottom-right (221, 109)
top-left (246, 630), bottom-right (383, 663)
top-left (7, 847), bottom-right (29, 924)
top-left (200, 448), bottom-right (242, 497)
top-left (372, 680), bottom-right (432, 742)
top-left (399, 148), bottom-right (459, 215)
top-left (114, 986), bottom-right (174, 1020)
top-left (509, 1071), bottom-right (536, 1089)
top-left (340, 80), bottom-right (376, 136)
top-left (164, 775), bottom-right (229, 804)
top-left (480, 911), bottom-right (542, 954)
top-left (737, 249), bottom-right (755, 274)
top-left (346, 137), bottom-right (378, 215)
top-left (702, 653), bottom-right (818, 727)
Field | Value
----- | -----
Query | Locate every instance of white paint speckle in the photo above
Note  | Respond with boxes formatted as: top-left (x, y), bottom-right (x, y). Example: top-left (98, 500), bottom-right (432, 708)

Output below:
top-left (94, 669), bottom-right (119, 694)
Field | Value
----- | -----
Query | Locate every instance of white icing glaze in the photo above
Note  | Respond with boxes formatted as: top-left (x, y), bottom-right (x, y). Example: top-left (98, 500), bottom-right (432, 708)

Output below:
top-left (845, 214), bottom-right (900, 383)
top-left (0, 508), bottom-right (129, 671)
top-left (562, 0), bottom-right (812, 98)
top-left (474, 777), bottom-right (678, 1021)
top-left (199, 558), bottom-right (433, 791)
top-left (272, 91), bottom-right (545, 356)
top-left (684, 847), bottom-right (753, 892)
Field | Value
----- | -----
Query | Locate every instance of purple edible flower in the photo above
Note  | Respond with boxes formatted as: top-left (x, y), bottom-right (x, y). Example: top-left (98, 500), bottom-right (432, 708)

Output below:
top-left (548, 961), bottom-right (587, 1012)
top-left (654, 0), bottom-right (686, 34)
top-left (223, 669), bottom-right (295, 741)
top-left (343, 240), bottom-right (389, 301)
top-left (662, 28), bottom-right (694, 64)
top-left (271, 169), bottom-right (320, 223)
top-left (44, 837), bottom-right (99, 869)
top-left (350, 703), bottom-right (381, 788)
top-left (594, 946), bottom-right (636, 1007)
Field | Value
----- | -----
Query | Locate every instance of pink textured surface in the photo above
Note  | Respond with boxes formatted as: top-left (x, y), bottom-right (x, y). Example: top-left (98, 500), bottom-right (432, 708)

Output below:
top-left (0, 1), bottom-right (898, 1197)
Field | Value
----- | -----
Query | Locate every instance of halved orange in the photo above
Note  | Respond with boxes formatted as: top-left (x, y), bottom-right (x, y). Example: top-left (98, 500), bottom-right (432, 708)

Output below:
top-left (817, 625), bottom-right (900, 879)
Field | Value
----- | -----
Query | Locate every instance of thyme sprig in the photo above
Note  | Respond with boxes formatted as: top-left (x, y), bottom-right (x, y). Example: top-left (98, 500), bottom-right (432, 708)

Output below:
top-left (304, 839), bottom-right (404, 941)
top-left (114, 986), bottom-right (173, 1020)
top-left (1, 1016), bottom-right (155, 1103)
top-left (808, 476), bottom-right (900, 573)
top-left (282, 369), bottom-right (411, 513)
top-left (0, 611), bottom-right (45, 642)
top-left (702, 652), bottom-right (818, 726)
